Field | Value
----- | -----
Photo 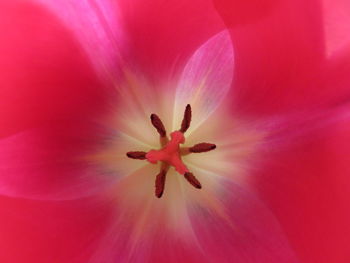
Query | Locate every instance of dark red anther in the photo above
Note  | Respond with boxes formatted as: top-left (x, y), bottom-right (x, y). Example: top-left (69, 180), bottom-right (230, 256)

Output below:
top-left (184, 172), bottom-right (202, 189)
top-left (150, 114), bottom-right (166, 137)
top-left (155, 169), bottom-right (167, 198)
top-left (180, 104), bottom-right (192, 133)
top-left (126, 104), bottom-right (214, 197)
top-left (189, 143), bottom-right (216, 153)
top-left (126, 151), bottom-right (147, 160)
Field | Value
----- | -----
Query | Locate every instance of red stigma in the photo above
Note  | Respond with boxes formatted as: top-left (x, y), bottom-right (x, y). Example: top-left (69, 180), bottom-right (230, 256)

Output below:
top-left (146, 131), bottom-right (188, 174)
top-left (126, 105), bottom-right (216, 198)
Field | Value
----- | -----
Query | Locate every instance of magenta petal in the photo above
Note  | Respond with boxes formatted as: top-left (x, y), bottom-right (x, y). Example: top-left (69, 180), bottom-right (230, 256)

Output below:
top-left (0, 122), bottom-right (118, 200)
top-left (323, 0), bottom-right (350, 55)
top-left (0, 195), bottom-right (113, 263)
top-left (255, 123), bottom-right (350, 263)
top-left (319, 48), bottom-right (350, 106)
top-left (213, 0), bottom-right (277, 25)
top-left (187, 180), bottom-right (298, 263)
top-left (0, 1), bottom-right (113, 138)
top-left (87, 179), bottom-right (298, 262)
top-left (117, 0), bottom-right (226, 78)
top-left (214, 0), bottom-right (326, 115)
top-left (34, 0), bottom-right (125, 78)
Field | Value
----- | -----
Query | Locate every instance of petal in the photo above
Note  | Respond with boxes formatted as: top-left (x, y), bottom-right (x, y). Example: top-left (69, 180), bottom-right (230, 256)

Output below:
top-left (173, 31), bottom-right (234, 133)
top-left (117, 0), bottom-right (226, 79)
top-left (213, 0), bottom-right (277, 25)
top-left (0, 1), bottom-right (113, 138)
top-left (323, 0), bottom-right (350, 56)
top-left (319, 47), bottom-right (350, 106)
top-left (214, 0), bottom-right (326, 116)
top-left (253, 112), bottom-right (350, 262)
top-left (33, 0), bottom-right (125, 78)
top-left (86, 165), bottom-right (204, 263)
top-left (0, 122), bottom-right (119, 200)
top-left (0, 195), bottom-right (113, 263)
top-left (187, 179), bottom-right (299, 263)
top-left (86, 169), bottom-right (298, 262)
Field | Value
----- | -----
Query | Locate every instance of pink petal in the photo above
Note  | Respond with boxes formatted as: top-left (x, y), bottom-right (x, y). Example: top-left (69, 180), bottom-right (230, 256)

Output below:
top-left (117, 0), bottom-right (227, 79)
top-left (174, 31), bottom-right (234, 132)
top-left (213, 0), bottom-right (277, 25)
top-left (323, 0), bottom-right (350, 56)
top-left (0, 122), bottom-right (118, 200)
top-left (187, 180), bottom-right (298, 263)
top-left (254, 116), bottom-right (350, 262)
top-left (214, 0), bottom-right (327, 115)
top-left (34, 0), bottom-right (125, 78)
top-left (0, 195), bottom-right (113, 263)
top-left (318, 47), bottom-right (350, 106)
top-left (0, 1), bottom-right (113, 138)
top-left (86, 165), bottom-right (206, 263)
top-left (86, 173), bottom-right (298, 262)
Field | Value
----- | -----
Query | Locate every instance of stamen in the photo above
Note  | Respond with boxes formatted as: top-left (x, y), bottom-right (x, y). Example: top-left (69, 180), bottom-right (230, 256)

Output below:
top-left (189, 143), bottom-right (216, 153)
top-left (150, 114), bottom-right (166, 137)
top-left (126, 104), bottom-right (215, 197)
top-left (184, 172), bottom-right (202, 189)
top-left (126, 151), bottom-right (147, 160)
top-left (155, 169), bottom-right (167, 198)
top-left (180, 104), bottom-right (192, 133)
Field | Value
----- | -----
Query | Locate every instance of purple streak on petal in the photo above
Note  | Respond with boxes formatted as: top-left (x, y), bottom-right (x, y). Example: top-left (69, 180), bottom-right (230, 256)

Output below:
top-left (0, 121), bottom-right (119, 200)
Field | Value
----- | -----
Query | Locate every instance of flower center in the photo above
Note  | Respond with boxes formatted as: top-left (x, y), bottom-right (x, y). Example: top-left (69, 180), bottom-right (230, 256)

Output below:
top-left (126, 104), bottom-right (216, 198)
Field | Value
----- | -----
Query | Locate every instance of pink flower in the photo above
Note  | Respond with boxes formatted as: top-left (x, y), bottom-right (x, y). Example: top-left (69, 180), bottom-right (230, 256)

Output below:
top-left (0, 0), bottom-right (349, 263)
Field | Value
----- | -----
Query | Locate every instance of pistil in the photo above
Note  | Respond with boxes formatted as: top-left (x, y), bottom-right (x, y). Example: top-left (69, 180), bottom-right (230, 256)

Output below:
top-left (126, 104), bottom-right (216, 198)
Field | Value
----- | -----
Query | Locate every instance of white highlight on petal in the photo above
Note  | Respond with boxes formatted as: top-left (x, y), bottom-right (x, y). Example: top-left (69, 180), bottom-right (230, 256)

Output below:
top-left (173, 30), bottom-right (234, 133)
top-left (35, 0), bottom-right (124, 78)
